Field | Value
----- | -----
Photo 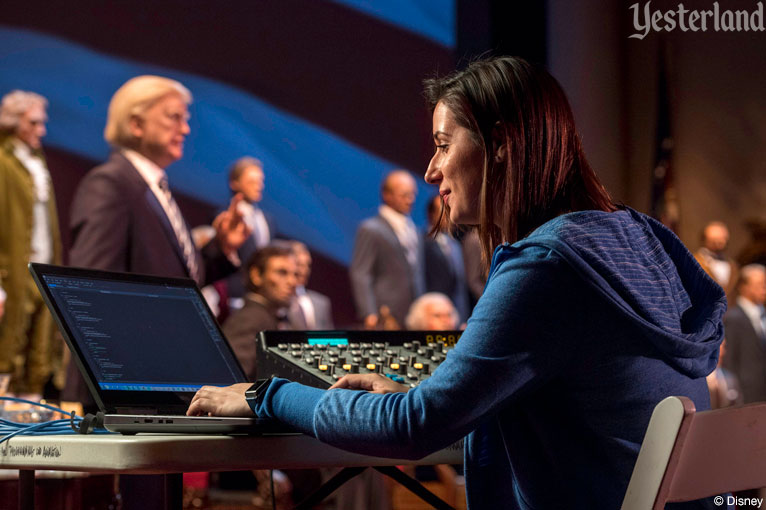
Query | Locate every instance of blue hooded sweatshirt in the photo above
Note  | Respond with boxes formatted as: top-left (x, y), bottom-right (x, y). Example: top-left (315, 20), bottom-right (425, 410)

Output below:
top-left (254, 208), bottom-right (726, 509)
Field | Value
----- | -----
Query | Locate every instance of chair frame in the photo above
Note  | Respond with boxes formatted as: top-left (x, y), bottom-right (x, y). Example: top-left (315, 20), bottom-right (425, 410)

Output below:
top-left (622, 396), bottom-right (766, 509)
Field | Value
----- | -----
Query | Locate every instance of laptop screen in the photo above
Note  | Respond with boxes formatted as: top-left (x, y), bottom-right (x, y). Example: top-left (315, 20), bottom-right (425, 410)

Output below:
top-left (31, 264), bottom-right (247, 412)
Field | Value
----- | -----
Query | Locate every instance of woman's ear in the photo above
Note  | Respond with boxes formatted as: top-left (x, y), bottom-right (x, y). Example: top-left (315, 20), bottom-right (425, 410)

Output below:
top-left (491, 122), bottom-right (507, 163)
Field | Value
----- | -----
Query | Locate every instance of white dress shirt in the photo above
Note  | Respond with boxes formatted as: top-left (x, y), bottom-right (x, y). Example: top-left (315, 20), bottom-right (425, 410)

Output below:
top-left (237, 201), bottom-right (271, 249)
top-left (379, 204), bottom-right (418, 268)
top-left (13, 139), bottom-right (52, 264)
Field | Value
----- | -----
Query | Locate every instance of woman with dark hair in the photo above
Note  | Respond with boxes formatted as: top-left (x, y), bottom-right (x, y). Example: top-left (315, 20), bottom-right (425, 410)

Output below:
top-left (189, 56), bottom-right (725, 509)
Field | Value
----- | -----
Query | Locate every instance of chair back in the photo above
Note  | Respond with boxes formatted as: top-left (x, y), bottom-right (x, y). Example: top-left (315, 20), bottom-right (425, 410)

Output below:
top-left (622, 396), bottom-right (766, 509)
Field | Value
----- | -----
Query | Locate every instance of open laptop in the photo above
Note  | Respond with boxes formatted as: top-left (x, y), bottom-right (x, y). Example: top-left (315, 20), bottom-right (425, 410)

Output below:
top-left (29, 263), bottom-right (280, 435)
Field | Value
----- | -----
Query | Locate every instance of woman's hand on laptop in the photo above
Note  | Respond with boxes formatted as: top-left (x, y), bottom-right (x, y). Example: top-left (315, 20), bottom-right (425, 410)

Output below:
top-left (187, 383), bottom-right (253, 417)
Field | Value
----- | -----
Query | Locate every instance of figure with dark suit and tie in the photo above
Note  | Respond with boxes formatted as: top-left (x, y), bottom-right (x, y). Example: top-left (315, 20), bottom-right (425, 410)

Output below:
top-left (224, 156), bottom-right (276, 309)
top-left (222, 244), bottom-right (298, 379)
top-left (282, 240), bottom-right (334, 330)
top-left (423, 194), bottom-right (470, 322)
top-left (350, 170), bottom-right (425, 329)
top-left (65, 75), bottom-right (249, 404)
top-left (722, 264), bottom-right (766, 403)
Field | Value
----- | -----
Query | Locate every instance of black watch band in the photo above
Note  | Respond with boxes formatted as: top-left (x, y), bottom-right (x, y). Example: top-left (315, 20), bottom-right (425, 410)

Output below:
top-left (245, 376), bottom-right (274, 412)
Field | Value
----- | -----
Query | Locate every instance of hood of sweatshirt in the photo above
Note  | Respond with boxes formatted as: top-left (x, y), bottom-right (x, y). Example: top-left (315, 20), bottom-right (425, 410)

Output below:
top-left (516, 207), bottom-right (726, 379)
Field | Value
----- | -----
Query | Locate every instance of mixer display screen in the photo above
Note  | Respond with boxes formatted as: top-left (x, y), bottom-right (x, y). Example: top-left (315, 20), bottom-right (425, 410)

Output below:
top-left (307, 338), bottom-right (349, 346)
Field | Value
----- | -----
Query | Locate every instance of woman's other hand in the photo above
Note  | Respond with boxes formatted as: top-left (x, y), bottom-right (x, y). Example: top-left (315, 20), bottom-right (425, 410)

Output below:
top-left (330, 374), bottom-right (409, 394)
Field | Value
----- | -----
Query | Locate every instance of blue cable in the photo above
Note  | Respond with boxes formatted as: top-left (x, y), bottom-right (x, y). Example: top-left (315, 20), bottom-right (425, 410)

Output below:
top-left (0, 396), bottom-right (114, 444)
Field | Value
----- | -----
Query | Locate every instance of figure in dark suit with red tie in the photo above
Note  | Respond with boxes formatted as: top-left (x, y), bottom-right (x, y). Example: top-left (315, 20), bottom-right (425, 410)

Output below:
top-left (65, 75), bottom-right (249, 404)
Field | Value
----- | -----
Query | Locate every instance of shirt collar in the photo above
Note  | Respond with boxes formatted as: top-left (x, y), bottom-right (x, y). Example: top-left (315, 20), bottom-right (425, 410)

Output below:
top-left (11, 137), bottom-right (42, 161)
top-left (123, 149), bottom-right (167, 189)
top-left (737, 296), bottom-right (765, 320)
top-left (379, 203), bottom-right (411, 230)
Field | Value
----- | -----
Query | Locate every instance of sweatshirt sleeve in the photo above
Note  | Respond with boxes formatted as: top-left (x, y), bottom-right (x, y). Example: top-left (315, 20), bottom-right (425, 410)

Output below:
top-left (256, 245), bottom-right (586, 459)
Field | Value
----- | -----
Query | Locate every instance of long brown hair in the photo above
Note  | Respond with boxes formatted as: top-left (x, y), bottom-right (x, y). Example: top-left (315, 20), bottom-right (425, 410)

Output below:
top-left (424, 56), bottom-right (615, 272)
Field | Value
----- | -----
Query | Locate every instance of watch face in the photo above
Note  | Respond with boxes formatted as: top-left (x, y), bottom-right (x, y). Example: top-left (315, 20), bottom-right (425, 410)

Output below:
top-left (246, 378), bottom-right (272, 402)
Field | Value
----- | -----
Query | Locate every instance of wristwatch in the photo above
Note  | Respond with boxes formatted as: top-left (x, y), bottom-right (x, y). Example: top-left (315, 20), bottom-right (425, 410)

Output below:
top-left (245, 377), bottom-right (274, 413)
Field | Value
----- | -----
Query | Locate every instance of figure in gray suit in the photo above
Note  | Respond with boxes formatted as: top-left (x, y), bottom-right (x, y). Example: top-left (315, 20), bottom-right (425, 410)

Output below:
top-left (350, 170), bottom-right (425, 328)
top-left (283, 240), bottom-right (334, 330)
top-left (722, 264), bottom-right (766, 403)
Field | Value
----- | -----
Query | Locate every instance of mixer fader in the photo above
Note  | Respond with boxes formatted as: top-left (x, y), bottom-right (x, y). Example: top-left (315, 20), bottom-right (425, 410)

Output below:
top-left (256, 330), bottom-right (462, 389)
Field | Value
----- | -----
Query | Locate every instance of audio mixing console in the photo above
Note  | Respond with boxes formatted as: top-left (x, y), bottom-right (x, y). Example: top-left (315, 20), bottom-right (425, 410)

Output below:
top-left (256, 330), bottom-right (462, 389)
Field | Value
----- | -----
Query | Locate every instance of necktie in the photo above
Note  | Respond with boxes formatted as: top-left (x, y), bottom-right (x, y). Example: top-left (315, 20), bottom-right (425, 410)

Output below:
top-left (158, 177), bottom-right (200, 284)
top-left (401, 219), bottom-right (418, 268)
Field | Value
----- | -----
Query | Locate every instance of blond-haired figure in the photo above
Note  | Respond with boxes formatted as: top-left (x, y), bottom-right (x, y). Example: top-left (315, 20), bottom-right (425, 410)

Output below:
top-left (0, 90), bottom-right (64, 397)
top-left (404, 292), bottom-right (460, 331)
top-left (64, 76), bottom-right (249, 406)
